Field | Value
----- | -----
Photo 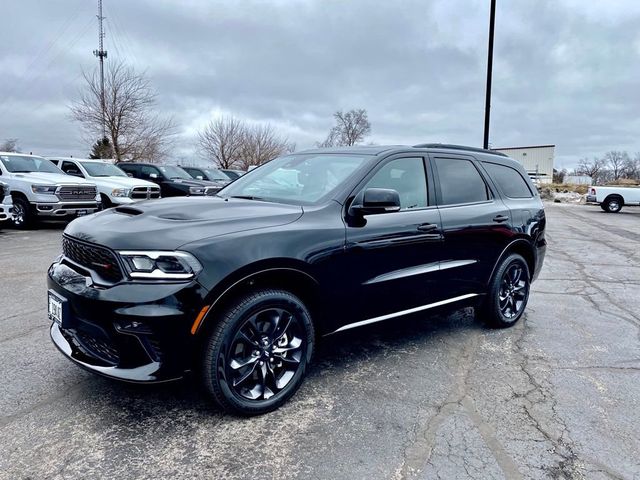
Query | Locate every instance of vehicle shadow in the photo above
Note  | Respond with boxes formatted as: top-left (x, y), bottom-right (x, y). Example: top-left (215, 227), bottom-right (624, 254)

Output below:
top-left (83, 306), bottom-right (484, 422)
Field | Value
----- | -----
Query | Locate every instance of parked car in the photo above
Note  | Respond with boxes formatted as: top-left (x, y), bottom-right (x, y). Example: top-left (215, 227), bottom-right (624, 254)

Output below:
top-left (48, 158), bottom-right (161, 208)
top-left (0, 152), bottom-right (99, 228)
top-left (220, 168), bottom-right (246, 180)
top-left (48, 144), bottom-right (546, 415)
top-left (181, 166), bottom-right (232, 189)
top-left (586, 185), bottom-right (640, 213)
top-left (117, 163), bottom-right (221, 197)
top-left (0, 181), bottom-right (13, 225)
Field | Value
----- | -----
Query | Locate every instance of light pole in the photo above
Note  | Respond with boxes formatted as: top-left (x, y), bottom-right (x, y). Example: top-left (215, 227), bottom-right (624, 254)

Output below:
top-left (483, 0), bottom-right (496, 150)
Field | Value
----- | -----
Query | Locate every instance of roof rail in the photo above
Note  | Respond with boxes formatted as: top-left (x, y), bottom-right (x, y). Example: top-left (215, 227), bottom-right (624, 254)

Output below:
top-left (412, 143), bottom-right (508, 157)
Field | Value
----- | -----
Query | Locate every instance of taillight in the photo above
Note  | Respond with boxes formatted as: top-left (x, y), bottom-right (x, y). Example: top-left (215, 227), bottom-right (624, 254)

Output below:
top-left (590, 188), bottom-right (596, 195)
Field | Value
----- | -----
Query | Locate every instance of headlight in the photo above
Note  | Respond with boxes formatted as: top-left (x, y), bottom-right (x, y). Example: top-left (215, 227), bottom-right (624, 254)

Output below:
top-left (189, 186), bottom-right (205, 195)
top-left (111, 188), bottom-right (131, 198)
top-left (31, 185), bottom-right (57, 194)
top-left (118, 251), bottom-right (203, 280)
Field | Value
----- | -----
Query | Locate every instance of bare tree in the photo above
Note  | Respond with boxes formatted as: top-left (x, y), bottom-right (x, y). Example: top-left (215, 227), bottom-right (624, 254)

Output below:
top-left (622, 153), bottom-right (640, 180)
top-left (575, 157), bottom-right (606, 184)
top-left (604, 151), bottom-right (628, 181)
top-left (197, 116), bottom-right (246, 169)
top-left (318, 109), bottom-right (371, 147)
top-left (1, 138), bottom-right (19, 152)
top-left (239, 124), bottom-right (293, 169)
top-left (70, 61), bottom-right (175, 162)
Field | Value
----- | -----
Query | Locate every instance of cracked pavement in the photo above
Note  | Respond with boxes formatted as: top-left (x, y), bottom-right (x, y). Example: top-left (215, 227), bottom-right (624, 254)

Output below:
top-left (0, 202), bottom-right (638, 479)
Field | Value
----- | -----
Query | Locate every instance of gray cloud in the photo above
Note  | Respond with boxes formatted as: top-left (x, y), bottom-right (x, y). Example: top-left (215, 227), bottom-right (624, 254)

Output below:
top-left (1, 0), bottom-right (639, 168)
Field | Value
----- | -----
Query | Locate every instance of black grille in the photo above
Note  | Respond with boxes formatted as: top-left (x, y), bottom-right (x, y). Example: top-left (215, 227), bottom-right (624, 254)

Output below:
top-left (62, 236), bottom-right (123, 282)
top-left (57, 185), bottom-right (97, 201)
top-left (74, 330), bottom-right (120, 365)
top-left (130, 186), bottom-right (161, 199)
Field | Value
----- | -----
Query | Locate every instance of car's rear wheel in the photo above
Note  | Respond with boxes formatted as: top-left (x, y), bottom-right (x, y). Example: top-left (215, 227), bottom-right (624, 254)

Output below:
top-left (202, 289), bottom-right (314, 415)
top-left (479, 253), bottom-right (530, 328)
top-left (602, 196), bottom-right (623, 213)
top-left (11, 197), bottom-right (34, 229)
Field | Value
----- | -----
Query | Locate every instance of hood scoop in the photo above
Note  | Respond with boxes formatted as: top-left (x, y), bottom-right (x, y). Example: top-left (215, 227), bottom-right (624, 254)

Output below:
top-left (114, 206), bottom-right (143, 216)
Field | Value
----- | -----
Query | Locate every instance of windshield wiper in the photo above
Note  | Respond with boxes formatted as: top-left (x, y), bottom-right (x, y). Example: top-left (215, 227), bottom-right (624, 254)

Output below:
top-left (228, 195), bottom-right (264, 201)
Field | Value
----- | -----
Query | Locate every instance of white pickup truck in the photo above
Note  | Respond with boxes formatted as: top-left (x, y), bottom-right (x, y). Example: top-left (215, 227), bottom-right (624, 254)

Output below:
top-left (0, 152), bottom-right (100, 228)
top-left (586, 185), bottom-right (640, 213)
top-left (48, 157), bottom-right (160, 208)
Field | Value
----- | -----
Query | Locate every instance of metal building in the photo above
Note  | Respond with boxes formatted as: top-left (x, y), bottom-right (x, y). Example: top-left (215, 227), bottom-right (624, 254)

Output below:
top-left (492, 145), bottom-right (555, 184)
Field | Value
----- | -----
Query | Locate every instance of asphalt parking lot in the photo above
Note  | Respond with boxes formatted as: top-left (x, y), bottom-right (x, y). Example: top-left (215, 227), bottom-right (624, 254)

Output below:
top-left (1, 202), bottom-right (639, 480)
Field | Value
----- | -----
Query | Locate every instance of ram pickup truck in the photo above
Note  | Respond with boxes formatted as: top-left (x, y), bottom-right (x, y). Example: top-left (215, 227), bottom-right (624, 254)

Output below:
top-left (0, 181), bottom-right (13, 224)
top-left (0, 152), bottom-right (100, 228)
top-left (586, 185), bottom-right (640, 213)
top-left (48, 157), bottom-right (160, 208)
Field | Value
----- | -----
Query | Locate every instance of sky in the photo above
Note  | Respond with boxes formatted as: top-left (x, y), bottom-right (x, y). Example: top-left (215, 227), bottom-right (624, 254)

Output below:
top-left (1, 0), bottom-right (639, 170)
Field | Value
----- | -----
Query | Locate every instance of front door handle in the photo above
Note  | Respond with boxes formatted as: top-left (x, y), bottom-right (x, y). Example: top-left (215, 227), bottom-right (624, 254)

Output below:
top-left (493, 215), bottom-right (509, 223)
top-left (417, 223), bottom-right (438, 232)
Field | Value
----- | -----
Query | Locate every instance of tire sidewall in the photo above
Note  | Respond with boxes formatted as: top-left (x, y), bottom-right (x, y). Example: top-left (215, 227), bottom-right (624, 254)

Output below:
top-left (205, 290), bottom-right (314, 415)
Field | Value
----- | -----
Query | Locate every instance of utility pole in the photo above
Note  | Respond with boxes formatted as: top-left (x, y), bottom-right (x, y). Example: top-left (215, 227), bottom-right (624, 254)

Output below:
top-left (93, 0), bottom-right (108, 140)
top-left (483, 0), bottom-right (496, 150)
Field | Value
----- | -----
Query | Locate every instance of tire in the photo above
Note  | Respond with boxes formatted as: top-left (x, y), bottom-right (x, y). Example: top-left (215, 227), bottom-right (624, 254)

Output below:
top-left (602, 196), bottom-right (623, 213)
top-left (479, 253), bottom-right (530, 328)
top-left (100, 194), bottom-right (113, 210)
top-left (201, 289), bottom-right (314, 415)
top-left (11, 196), bottom-right (34, 229)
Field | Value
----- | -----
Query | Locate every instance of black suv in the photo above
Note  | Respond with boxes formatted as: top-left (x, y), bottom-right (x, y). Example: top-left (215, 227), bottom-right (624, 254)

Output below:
top-left (48, 145), bottom-right (546, 415)
top-left (117, 163), bottom-right (220, 197)
top-left (181, 166), bottom-right (232, 189)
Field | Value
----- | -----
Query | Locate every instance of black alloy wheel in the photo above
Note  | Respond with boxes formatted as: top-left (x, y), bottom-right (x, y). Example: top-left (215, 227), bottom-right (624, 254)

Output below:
top-left (202, 289), bottom-right (314, 415)
top-left (480, 253), bottom-right (530, 328)
top-left (498, 263), bottom-right (528, 320)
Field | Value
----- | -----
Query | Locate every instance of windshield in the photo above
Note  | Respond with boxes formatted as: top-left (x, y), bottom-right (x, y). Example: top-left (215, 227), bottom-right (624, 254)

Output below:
top-left (158, 165), bottom-right (192, 180)
top-left (80, 161), bottom-right (127, 177)
top-left (204, 169), bottom-right (231, 181)
top-left (219, 153), bottom-right (369, 204)
top-left (0, 155), bottom-right (62, 174)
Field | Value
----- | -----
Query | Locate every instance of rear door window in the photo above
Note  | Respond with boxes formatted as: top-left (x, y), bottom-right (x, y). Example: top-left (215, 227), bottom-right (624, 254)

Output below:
top-left (483, 162), bottom-right (534, 198)
top-left (434, 158), bottom-right (490, 205)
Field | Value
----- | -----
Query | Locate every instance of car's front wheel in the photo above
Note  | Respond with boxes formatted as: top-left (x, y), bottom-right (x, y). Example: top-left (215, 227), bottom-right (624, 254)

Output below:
top-left (11, 197), bottom-right (34, 229)
top-left (479, 253), bottom-right (530, 328)
top-left (201, 289), bottom-right (314, 415)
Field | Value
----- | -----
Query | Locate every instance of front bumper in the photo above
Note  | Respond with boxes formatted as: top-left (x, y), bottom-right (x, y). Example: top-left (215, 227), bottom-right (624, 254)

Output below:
top-left (48, 258), bottom-right (208, 382)
top-left (33, 201), bottom-right (100, 217)
top-left (0, 195), bottom-right (13, 222)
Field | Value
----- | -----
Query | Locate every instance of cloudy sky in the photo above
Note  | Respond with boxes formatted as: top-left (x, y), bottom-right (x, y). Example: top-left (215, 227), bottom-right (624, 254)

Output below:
top-left (1, 0), bottom-right (639, 169)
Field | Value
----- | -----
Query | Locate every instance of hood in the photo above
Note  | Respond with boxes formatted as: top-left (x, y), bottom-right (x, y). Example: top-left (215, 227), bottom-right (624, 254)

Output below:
top-left (87, 176), bottom-right (157, 189)
top-left (65, 196), bottom-right (303, 250)
top-left (12, 172), bottom-right (95, 185)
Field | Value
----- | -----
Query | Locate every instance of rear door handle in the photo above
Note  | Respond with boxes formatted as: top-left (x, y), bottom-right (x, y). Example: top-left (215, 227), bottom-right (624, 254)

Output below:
top-left (417, 223), bottom-right (438, 232)
top-left (493, 215), bottom-right (509, 223)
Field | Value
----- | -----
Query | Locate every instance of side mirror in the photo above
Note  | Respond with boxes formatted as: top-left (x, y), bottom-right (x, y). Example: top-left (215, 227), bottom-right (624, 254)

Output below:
top-left (149, 173), bottom-right (159, 179)
top-left (350, 188), bottom-right (401, 216)
top-left (126, 173), bottom-right (133, 177)
top-left (196, 175), bottom-right (204, 180)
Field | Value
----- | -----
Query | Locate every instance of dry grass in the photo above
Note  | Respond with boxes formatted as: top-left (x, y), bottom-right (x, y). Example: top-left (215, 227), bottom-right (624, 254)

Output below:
top-left (606, 178), bottom-right (640, 186)
top-left (547, 183), bottom-right (590, 195)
